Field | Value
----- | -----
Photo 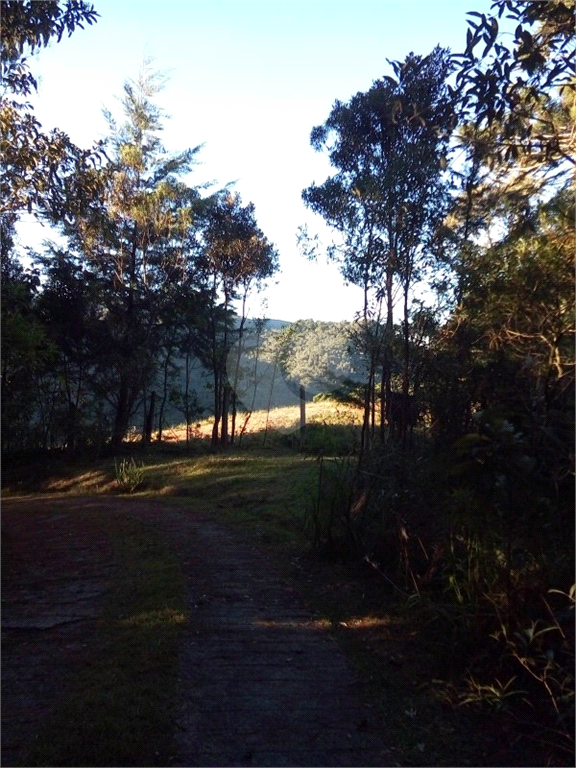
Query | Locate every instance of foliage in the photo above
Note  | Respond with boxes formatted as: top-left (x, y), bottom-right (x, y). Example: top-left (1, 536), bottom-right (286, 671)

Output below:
top-left (43, 60), bottom-right (208, 447)
top-left (260, 319), bottom-right (366, 396)
top-left (492, 586), bottom-right (575, 732)
top-left (454, 0), bottom-right (575, 168)
top-left (0, 1), bottom-right (103, 217)
top-left (303, 47), bottom-right (456, 448)
top-left (0, 252), bottom-right (56, 452)
top-left (197, 191), bottom-right (279, 446)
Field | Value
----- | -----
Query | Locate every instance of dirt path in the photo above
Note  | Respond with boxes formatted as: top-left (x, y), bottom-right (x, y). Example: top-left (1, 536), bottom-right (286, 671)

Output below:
top-left (2, 497), bottom-right (394, 767)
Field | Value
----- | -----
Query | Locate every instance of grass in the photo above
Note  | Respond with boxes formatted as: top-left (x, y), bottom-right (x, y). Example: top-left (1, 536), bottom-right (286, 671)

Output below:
top-left (24, 516), bottom-right (187, 767)
top-left (160, 400), bottom-right (364, 443)
top-left (146, 449), bottom-right (318, 547)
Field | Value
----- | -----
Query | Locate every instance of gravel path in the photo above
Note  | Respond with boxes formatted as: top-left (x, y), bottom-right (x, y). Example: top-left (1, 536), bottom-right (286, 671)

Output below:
top-left (2, 497), bottom-right (393, 767)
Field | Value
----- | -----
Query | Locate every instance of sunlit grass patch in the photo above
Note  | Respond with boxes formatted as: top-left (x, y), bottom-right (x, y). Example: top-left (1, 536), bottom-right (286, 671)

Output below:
top-left (166, 399), bottom-right (364, 444)
top-left (119, 608), bottom-right (187, 629)
top-left (45, 469), bottom-right (115, 494)
top-left (254, 617), bottom-right (332, 630)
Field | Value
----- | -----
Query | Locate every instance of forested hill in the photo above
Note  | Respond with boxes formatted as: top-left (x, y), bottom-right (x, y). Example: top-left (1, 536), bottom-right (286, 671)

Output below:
top-left (245, 318), bottom-right (291, 331)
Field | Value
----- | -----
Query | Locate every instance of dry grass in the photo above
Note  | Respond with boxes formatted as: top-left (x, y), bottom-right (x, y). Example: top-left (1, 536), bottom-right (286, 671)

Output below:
top-left (159, 401), bottom-right (364, 443)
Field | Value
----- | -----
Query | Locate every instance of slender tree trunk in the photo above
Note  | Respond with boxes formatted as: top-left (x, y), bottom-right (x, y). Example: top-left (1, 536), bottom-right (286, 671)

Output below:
top-left (401, 282), bottom-right (411, 448)
top-left (299, 384), bottom-right (306, 448)
top-left (238, 323), bottom-right (264, 445)
top-left (230, 301), bottom-right (248, 444)
top-left (184, 351), bottom-right (191, 450)
top-left (157, 339), bottom-right (175, 442)
top-left (111, 375), bottom-right (131, 447)
top-left (209, 278), bottom-right (222, 448)
top-left (220, 382), bottom-right (230, 445)
top-left (384, 251), bottom-right (394, 441)
top-left (263, 358), bottom-right (278, 447)
top-left (380, 364), bottom-right (386, 443)
top-left (360, 277), bottom-right (372, 454)
top-left (211, 367), bottom-right (221, 446)
top-left (143, 390), bottom-right (155, 445)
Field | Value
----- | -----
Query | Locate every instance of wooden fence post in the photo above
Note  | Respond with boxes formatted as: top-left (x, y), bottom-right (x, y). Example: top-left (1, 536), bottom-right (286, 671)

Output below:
top-left (299, 385), bottom-right (306, 447)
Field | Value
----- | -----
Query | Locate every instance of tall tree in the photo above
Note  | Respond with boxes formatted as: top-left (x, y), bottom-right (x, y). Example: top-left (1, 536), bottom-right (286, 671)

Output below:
top-left (58, 61), bottom-right (205, 446)
top-left (1, 0), bottom-right (102, 452)
top-left (303, 47), bottom-right (455, 445)
top-left (198, 192), bottom-right (278, 446)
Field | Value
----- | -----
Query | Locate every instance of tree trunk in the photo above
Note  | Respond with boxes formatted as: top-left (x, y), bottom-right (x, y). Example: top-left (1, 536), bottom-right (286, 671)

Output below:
top-left (211, 368), bottom-right (221, 446)
top-left (143, 390), bottom-right (155, 445)
top-left (111, 376), bottom-right (131, 447)
top-left (401, 284), bottom-right (411, 448)
top-left (220, 382), bottom-right (230, 445)
top-left (230, 296), bottom-right (248, 445)
top-left (299, 385), bottom-right (306, 448)
top-left (157, 340), bottom-right (175, 442)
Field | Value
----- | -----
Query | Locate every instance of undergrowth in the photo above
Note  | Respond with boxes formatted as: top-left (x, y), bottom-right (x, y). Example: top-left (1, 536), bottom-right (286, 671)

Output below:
top-left (300, 419), bottom-right (575, 767)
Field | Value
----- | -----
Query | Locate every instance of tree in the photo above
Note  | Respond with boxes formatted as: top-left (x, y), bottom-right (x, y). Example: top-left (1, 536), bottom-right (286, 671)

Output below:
top-left (56, 61), bottom-right (205, 446)
top-left (303, 47), bottom-right (455, 446)
top-left (1, 1), bottom-right (102, 452)
top-left (0, 252), bottom-right (54, 452)
top-left (197, 192), bottom-right (278, 446)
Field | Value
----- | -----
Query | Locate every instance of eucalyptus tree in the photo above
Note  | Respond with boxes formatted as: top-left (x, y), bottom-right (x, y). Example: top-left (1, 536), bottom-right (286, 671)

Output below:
top-left (197, 191), bottom-right (278, 445)
top-left (441, 0), bottom-right (576, 432)
top-left (446, 0), bottom-right (575, 279)
top-left (303, 47), bottom-right (455, 445)
top-left (58, 61), bottom-right (205, 446)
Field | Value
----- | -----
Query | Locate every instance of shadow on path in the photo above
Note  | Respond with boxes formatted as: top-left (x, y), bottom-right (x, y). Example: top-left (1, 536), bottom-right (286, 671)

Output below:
top-left (2, 497), bottom-right (394, 767)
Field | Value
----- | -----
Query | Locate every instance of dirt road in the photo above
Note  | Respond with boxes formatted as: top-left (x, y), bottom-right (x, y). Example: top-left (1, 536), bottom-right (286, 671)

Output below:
top-left (2, 497), bottom-right (394, 766)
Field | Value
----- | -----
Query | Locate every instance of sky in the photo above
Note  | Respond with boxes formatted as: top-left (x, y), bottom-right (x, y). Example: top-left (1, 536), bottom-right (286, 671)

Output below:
top-left (18, 0), bottom-right (494, 323)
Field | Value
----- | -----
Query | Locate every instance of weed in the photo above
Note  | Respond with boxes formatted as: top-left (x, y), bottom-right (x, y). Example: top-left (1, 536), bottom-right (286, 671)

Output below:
top-left (114, 456), bottom-right (144, 493)
top-left (458, 675), bottom-right (527, 710)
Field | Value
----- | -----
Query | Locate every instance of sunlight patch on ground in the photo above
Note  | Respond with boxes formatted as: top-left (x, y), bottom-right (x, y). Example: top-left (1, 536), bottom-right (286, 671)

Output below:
top-left (46, 471), bottom-right (114, 494)
top-left (119, 609), bottom-right (188, 628)
top-left (337, 616), bottom-right (393, 629)
top-left (253, 618), bottom-right (332, 630)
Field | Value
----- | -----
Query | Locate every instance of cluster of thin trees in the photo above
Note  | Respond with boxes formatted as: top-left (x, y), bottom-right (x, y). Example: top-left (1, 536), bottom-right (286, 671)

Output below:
top-left (299, 9), bottom-right (574, 452)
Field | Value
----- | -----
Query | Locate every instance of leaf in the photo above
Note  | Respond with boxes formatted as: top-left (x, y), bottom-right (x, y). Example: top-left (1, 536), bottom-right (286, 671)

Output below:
top-left (483, 38), bottom-right (495, 58)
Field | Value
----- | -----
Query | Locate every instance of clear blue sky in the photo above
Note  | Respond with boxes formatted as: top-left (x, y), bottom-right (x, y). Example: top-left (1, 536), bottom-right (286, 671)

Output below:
top-left (20, 0), bottom-right (494, 322)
